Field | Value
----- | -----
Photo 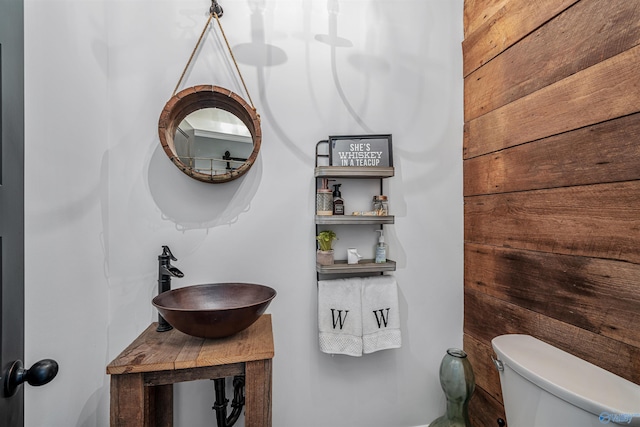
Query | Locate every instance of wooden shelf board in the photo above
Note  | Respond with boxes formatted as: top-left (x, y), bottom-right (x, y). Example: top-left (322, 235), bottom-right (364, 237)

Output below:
top-left (316, 259), bottom-right (396, 274)
top-left (314, 166), bottom-right (394, 178)
top-left (315, 215), bottom-right (394, 225)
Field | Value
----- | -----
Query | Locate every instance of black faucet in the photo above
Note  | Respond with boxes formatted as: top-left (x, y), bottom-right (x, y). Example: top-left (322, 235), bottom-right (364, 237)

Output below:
top-left (157, 245), bottom-right (184, 332)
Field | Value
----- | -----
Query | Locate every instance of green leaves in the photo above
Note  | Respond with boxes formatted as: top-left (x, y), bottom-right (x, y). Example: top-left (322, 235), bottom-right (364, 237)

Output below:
top-left (316, 230), bottom-right (337, 251)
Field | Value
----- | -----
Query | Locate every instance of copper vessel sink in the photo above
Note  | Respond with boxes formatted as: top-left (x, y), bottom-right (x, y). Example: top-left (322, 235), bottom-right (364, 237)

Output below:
top-left (152, 283), bottom-right (276, 339)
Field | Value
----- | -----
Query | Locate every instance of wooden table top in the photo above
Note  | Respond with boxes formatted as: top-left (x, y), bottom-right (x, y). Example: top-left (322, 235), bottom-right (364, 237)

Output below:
top-left (107, 314), bottom-right (274, 375)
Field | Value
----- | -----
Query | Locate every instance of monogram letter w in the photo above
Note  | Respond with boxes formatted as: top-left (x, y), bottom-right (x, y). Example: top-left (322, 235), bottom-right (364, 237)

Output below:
top-left (373, 308), bottom-right (391, 328)
top-left (330, 309), bottom-right (349, 329)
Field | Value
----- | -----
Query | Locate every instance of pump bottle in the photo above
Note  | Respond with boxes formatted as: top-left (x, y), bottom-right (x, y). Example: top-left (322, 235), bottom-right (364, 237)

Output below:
top-left (332, 184), bottom-right (344, 215)
top-left (375, 229), bottom-right (387, 263)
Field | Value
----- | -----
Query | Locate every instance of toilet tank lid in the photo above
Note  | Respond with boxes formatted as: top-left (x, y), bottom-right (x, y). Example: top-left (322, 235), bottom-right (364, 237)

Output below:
top-left (492, 334), bottom-right (640, 418)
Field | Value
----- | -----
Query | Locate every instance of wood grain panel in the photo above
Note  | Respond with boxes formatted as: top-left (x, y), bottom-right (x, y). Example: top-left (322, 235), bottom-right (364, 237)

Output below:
top-left (146, 385), bottom-right (173, 427)
top-left (143, 364), bottom-right (243, 386)
top-left (463, 333), bottom-right (502, 402)
top-left (464, 113), bottom-right (640, 196)
top-left (108, 316), bottom-right (274, 374)
top-left (193, 315), bottom-right (274, 367)
top-left (468, 385), bottom-right (506, 427)
top-left (464, 289), bottom-right (640, 384)
top-left (107, 324), bottom-right (196, 374)
top-left (245, 359), bottom-right (273, 427)
top-left (465, 243), bottom-right (640, 348)
top-left (462, 0), bottom-right (578, 77)
top-left (465, 0), bottom-right (640, 121)
top-left (110, 374), bottom-right (145, 426)
top-left (464, 44), bottom-right (640, 158)
top-left (464, 181), bottom-right (640, 264)
top-left (463, 0), bottom-right (508, 38)
top-left (464, 0), bottom-right (640, 422)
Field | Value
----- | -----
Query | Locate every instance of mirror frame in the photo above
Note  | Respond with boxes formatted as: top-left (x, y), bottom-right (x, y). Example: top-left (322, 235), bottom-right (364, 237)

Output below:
top-left (158, 85), bottom-right (261, 183)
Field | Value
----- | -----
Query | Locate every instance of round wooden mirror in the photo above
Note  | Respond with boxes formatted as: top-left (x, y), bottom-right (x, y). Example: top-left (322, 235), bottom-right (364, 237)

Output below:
top-left (158, 85), bottom-right (261, 183)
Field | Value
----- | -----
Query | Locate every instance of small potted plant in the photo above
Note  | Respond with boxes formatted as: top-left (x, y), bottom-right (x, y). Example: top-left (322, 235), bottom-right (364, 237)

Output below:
top-left (316, 230), bottom-right (337, 265)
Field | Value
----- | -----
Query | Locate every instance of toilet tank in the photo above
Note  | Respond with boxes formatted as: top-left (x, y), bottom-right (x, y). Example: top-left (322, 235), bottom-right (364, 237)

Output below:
top-left (492, 334), bottom-right (640, 427)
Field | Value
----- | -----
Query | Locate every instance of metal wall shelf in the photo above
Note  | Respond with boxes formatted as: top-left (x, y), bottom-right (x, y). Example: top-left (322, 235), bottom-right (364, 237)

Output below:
top-left (314, 166), bottom-right (394, 179)
top-left (315, 215), bottom-right (395, 225)
top-left (315, 142), bottom-right (396, 276)
top-left (316, 259), bottom-right (397, 274)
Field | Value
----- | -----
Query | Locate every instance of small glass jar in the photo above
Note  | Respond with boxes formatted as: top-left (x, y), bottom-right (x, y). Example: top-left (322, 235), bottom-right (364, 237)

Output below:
top-left (372, 195), bottom-right (389, 216)
top-left (316, 189), bottom-right (333, 215)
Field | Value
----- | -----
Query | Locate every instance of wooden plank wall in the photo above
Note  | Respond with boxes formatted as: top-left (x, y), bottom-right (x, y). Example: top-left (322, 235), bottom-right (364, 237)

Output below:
top-left (462, 0), bottom-right (640, 425)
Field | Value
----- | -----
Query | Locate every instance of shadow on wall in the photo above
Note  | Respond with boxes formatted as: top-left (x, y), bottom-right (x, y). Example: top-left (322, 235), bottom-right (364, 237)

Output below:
top-left (74, 384), bottom-right (109, 427)
top-left (231, 0), bottom-right (311, 167)
top-left (231, 0), bottom-right (392, 165)
top-left (147, 143), bottom-right (262, 231)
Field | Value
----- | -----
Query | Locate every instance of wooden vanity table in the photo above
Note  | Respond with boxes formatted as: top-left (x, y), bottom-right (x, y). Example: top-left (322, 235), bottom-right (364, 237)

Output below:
top-left (107, 314), bottom-right (274, 427)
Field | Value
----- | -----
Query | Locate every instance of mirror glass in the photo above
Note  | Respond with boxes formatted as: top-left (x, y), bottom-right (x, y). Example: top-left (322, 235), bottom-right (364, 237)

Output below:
top-left (159, 85), bottom-right (261, 183)
top-left (174, 108), bottom-right (253, 176)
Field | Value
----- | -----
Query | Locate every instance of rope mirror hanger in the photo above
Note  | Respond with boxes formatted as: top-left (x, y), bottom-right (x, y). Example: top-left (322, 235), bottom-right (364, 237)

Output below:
top-left (158, 0), bottom-right (261, 183)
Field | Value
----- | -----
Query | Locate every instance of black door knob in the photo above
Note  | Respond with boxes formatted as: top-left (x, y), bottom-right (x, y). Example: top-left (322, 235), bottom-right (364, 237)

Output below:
top-left (3, 359), bottom-right (58, 397)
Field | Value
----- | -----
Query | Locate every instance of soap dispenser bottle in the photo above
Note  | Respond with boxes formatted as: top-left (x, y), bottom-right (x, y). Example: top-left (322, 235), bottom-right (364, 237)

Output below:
top-left (332, 184), bottom-right (344, 215)
top-left (375, 229), bottom-right (387, 263)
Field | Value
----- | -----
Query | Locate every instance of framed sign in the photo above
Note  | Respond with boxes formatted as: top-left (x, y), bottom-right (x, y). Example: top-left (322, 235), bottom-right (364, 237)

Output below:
top-left (328, 134), bottom-right (393, 167)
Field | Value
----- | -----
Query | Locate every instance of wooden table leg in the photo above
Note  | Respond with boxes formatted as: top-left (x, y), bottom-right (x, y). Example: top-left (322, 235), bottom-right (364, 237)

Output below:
top-left (110, 374), bottom-right (145, 427)
top-left (146, 384), bottom-right (173, 427)
top-left (244, 359), bottom-right (272, 427)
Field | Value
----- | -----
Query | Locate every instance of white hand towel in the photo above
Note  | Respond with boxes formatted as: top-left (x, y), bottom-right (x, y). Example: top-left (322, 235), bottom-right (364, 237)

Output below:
top-left (318, 277), bottom-right (363, 357)
top-left (361, 275), bottom-right (401, 354)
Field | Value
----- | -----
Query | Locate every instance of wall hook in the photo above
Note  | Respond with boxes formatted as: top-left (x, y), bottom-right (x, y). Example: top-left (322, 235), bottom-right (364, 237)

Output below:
top-left (211, 0), bottom-right (224, 17)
